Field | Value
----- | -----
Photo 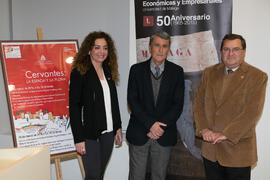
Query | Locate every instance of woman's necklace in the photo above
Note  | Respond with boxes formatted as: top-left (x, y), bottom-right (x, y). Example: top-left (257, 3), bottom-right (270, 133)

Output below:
top-left (95, 67), bottom-right (104, 80)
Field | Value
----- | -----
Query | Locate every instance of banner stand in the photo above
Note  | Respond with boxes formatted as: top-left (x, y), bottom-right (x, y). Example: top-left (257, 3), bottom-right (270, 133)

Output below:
top-left (35, 28), bottom-right (85, 180)
top-left (51, 152), bottom-right (85, 180)
top-left (36, 27), bottom-right (43, 41)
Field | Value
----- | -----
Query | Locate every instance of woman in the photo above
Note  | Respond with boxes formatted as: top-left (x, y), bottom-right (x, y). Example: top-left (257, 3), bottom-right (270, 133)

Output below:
top-left (69, 31), bottom-right (122, 180)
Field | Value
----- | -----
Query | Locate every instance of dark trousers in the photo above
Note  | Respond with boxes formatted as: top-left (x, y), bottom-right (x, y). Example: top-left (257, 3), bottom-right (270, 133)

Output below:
top-left (203, 157), bottom-right (251, 180)
top-left (82, 132), bottom-right (114, 180)
top-left (128, 139), bottom-right (172, 180)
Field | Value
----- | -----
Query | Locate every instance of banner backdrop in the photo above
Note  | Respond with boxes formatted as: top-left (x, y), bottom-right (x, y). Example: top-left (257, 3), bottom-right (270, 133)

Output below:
top-left (134, 0), bottom-right (232, 178)
top-left (0, 40), bottom-right (78, 155)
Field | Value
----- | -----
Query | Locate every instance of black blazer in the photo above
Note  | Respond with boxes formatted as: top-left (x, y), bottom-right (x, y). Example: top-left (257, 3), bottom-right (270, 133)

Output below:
top-left (69, 65), bottom-right (121, 144)
top-left (126, 59), bottom-right (185, 146)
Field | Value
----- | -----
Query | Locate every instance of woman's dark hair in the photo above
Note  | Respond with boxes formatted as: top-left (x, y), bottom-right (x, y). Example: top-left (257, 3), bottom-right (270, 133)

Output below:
top-left (72, 31), bottom-right (119, 84)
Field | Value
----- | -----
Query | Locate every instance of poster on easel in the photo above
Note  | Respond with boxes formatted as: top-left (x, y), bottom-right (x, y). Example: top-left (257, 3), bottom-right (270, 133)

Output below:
top-left (0, 40), bottom-right (79, 155)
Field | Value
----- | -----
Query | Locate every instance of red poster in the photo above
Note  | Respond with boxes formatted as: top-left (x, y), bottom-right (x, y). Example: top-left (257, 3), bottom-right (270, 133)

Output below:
top-left (0, 40), bottom-right (78, 155)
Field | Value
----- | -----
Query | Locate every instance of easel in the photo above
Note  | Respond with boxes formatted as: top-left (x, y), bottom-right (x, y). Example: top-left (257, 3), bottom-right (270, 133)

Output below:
top-left (51, 152), bottom-right (85, 180)
top-left (36, 27), bottom-right (85, 180)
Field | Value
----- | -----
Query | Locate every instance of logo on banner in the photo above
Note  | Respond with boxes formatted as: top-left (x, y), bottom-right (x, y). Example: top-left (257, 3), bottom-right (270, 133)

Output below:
top-left (38, 54), bottom-right (53, 65)
top-left (4, 46), bottom-right (21, 59)
top-left (143, 16), bottom-right (154, 27)
top-left (41, 55), bottom-right (46, 61)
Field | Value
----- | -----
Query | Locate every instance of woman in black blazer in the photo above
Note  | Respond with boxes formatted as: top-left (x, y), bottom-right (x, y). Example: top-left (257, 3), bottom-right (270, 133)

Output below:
top-left (69, 31), bottom-right (122, 180)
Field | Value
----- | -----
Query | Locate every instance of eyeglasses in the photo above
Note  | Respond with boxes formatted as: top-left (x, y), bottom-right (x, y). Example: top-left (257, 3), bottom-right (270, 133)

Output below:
top-left (222, 47), bottom-right (243, 53)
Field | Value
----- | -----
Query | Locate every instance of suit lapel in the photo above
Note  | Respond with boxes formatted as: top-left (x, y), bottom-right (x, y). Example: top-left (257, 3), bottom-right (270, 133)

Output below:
top-left (216, 62), bottom-right (249, 107)
top-left (213, 64), bottom-right (226, 106)
top-left (155, 60), bottom-right (169, 108)
top-left (144, 60), bottom-right (155, 106)
top-left (89, 65), bottom-right (103, 94)
top-left (103, 65), bottom-right (113, 87)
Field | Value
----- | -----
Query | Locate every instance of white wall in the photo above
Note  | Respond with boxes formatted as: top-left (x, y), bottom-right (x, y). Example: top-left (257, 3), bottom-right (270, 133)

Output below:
top-left (232, 1), bottom-right (270, 179)
top-left (0, 0), bottom-right (12, 135)
top-left (0, 0), bottom-right (10, 40)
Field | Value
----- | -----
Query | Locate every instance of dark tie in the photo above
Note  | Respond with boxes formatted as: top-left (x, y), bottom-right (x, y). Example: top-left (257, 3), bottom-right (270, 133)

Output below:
top-left (155, 66), bottom-right (160, 78)
top-left (227, 69), bottom-right (233, 75)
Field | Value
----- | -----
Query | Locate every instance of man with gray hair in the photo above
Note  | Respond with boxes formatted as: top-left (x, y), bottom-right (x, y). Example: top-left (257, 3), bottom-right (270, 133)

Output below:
top-left (126, 31), bottom-right (185, 180)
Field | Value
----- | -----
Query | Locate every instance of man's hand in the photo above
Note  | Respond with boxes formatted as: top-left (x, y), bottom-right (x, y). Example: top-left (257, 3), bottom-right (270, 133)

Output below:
top-left (201, 129), bottom-right (215, 142)
top-left (147, 132), bottom-right (160, 140)
top-left (212, 133), bottom-right (227, 144)
top-left (201, 129), bottom-right (227, 144)
top-left (150, 122), bottom-right (167, 137)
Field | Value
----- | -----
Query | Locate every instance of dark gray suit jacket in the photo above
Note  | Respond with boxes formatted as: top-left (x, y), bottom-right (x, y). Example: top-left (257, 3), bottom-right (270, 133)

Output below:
top-left (126, 59), bottom-right (185, 146)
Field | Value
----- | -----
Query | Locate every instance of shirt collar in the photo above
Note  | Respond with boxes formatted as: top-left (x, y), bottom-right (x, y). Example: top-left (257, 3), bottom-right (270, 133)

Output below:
top-left (225, 66), bottom-right (239, 72)
top-left (150, 59), bottom-right (165, 74)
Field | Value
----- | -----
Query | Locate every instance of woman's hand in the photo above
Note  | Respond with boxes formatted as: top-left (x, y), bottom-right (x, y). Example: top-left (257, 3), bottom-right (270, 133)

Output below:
top-left (115, 128), bottom-right (122, 146)
top-left (75, 141), bottom-right (86, 155)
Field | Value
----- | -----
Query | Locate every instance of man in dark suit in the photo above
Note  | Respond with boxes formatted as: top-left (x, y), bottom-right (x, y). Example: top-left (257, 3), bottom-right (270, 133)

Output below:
top-left (126, 31), bottom-right (185, 180)
top-left (194, 34), bottom-right (268, 180)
